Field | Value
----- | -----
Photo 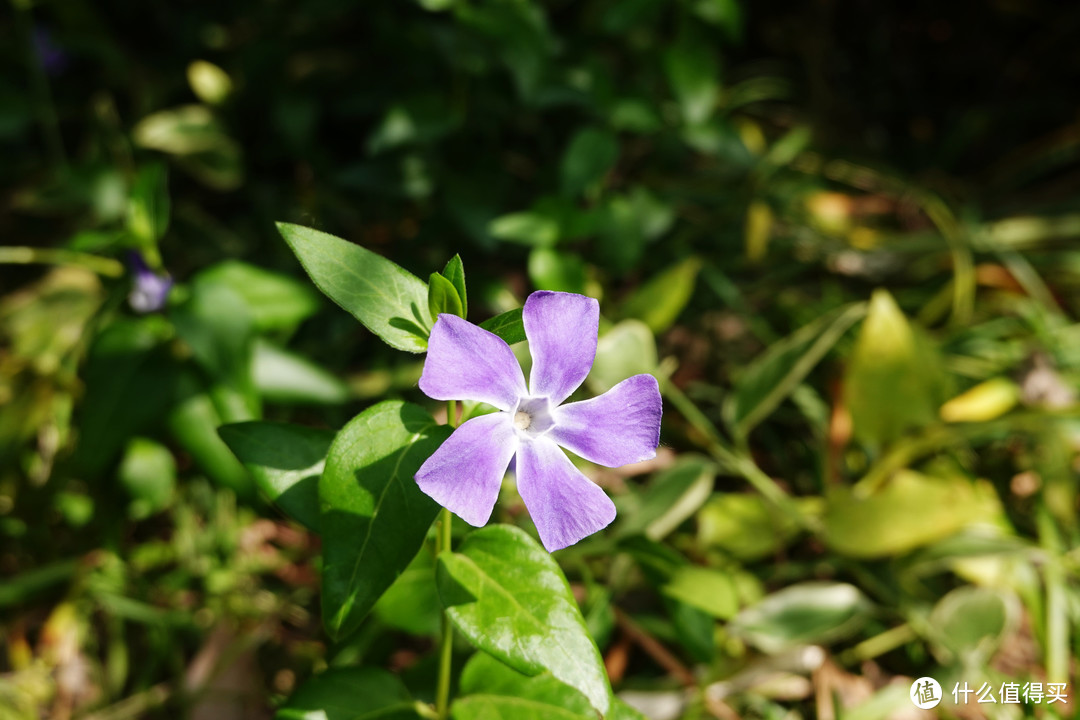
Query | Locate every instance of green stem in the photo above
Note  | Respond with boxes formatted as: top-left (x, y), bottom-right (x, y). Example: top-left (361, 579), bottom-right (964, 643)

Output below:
top-left (839, 623), bottom-right (915, 665)
top-left (434, 401), bottom-right (458, 720)
top-left (0, 246), bottom-right (125, 278)
top-left (1037, 507), bottom-right (1069, 685)
top-left (661, 377), bottom-right (810, 530)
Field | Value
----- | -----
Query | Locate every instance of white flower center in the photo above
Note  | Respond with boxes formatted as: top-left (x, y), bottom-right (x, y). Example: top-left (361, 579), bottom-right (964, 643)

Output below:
top-left (512, 396), bottom-right (555, 437)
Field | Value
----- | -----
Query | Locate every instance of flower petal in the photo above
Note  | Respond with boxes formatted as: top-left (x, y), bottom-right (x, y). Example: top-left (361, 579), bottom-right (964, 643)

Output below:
top-left (415, 413), bottom-right (518, 526)
top-left (420, 314), bottom-right (527, 411)
top-left (550, 374), bottom-right (662, 467)
top-left (523, 291), bottom-right (599, 405)
top-left (515, 436), bottom-right (616, 552)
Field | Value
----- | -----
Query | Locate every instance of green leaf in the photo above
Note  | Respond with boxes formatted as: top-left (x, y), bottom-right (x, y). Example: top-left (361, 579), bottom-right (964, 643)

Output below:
top-left (618, 455), bottom-right (714, 541)
top-left (697, 494), bottom-right (809, 561)
top-left (586, 319), bottom-right (658, 395)
top-left (437, 525), bottom-right (612, 715)
top-left (117, 437), bottom-right (176, 519)
top-left (726, 303), bottom-right (866, 436)
top-left (597, 188), bottom-right (675, 272)
top-left (489, 211), bottom-right (560, 247)
top-left (619, 256), bottom-right (701, 333)
top-left (824, 470), bottom-right (1002, 558)
top-left (694, 0), bottom-right (743, 41)
top-left (928, 586), bottom-right (1015, 665)
top-left (730, 582), bottom-right (872, 653)
top-left (764, 126), bottom-right (812, 168)
top-left (199, 260), bottom-right (320, 331)
top-left (662, 566), bottom-right (738, 619)
top-left (442, 254), bottom-right (468, 317)
top-left (664, 35), bottom-right (720, 125)
top-left (126, 163), bottom-right (169, 247)
top-left (428, 272), bottom-right (465, 320)
top-left (559, 127), bottom-right (618, 197)
top-left (171, 278), bottom-right (258, 419)
top-left (252, 340), bottom-right (350, 405)
top-left (320, 401), bottom-right (451, 640)
top-left (454, 653), bottom-right (594, 720)
top-left (132, 105), bottom-right (243, 191)
top-left (74, 317), bottom-right (179, 477)
top-left (0, 559), bottom-right (79, 609)
top-left (527, 248), bottom-right (587, 294)
top-left (218, 421), bottom-right (333, 532)
top-left (373, 551), bottom-right (442, 636)
top-left (608, 698), bottom-right (649, 720)
top-left (479, 308), bottom-right (525, 345)
top-left (276, 666), bottom-right (420, 720)
top-left (276, 222), bottom-right (432, 353)
top-left (843, 289), bottom-right (947, 450)
top-left (167, 386), bottom-right (252, 498)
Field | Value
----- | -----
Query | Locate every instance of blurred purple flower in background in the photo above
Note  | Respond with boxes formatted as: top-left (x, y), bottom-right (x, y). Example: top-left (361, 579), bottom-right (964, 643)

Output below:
top-left (127, 252), bottom-right (172, 313)
top-left (32, 27), bottom-right (68, 76)
top-left (415, 291), bottom-right (662, 551)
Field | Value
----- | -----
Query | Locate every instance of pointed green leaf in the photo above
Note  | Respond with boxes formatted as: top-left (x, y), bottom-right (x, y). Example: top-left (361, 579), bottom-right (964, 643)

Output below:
top-left (428, 272), bottom-right (465, 320)
top-left (320, 401), bottom-right (451, 640)
top-left (276, 222), bottom-right (432, 353)
top-left (437, 525), bottom-right (612, 715)
top-left (218, 421), bottom-right (333, 531)
top-left (620, 256), bottom-right (702, 333)
top-left (479, 308), bottom-right (525, 345)
top-left (127, 163), bottom-right (170, 247)
top-left (442, 254), bottom-right (468, 317)
top-left (844, 290), bottom-right (947, 449)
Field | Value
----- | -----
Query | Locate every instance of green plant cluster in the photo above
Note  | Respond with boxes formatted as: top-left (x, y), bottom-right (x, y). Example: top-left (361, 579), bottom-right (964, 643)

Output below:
top-left (2, 1), bottom-right (1080, 719)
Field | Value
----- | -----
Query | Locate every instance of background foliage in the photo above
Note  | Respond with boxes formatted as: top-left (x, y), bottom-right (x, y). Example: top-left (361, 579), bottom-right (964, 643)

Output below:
top-left (2, 0), bottom-right (1080, 718)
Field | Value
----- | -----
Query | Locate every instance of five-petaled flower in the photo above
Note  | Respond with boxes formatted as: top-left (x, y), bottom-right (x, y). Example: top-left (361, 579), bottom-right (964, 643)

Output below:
top-left (414, 291), bottom-right (662, 551)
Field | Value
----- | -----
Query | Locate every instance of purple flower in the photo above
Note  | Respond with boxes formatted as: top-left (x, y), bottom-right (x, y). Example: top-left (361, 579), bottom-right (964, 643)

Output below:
top-left (32, 27), bottom-right (68, 76)
top-left (127, 252), bottom-right (173, 313)
top-left (415, 291), bottom-right (662, 552)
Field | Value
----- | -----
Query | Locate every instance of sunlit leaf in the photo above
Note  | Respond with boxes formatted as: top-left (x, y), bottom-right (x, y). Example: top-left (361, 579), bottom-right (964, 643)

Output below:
top-left (730, 582), bottom-right (871, 653)
top-left (320, 401), bottom-right (450, 640)
top-left (437, 525), bottom-right (612, 715)
top-left (277, 223), bottom-right (431, 353)
top-left (824, 470), bottom-right (1002, 558)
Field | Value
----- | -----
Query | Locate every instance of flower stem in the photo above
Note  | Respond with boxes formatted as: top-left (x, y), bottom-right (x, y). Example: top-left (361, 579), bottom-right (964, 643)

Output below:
top-left (0, 246), bottom-right (125, 278)
top-left (434, 400), bottom-right (458, 720)
top-left (660, 377), bottom-right (810, 529)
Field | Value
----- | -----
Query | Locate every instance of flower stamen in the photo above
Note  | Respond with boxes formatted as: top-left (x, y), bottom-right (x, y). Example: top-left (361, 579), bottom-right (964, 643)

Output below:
top-left (513, 411), bottom-right (532, 430)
